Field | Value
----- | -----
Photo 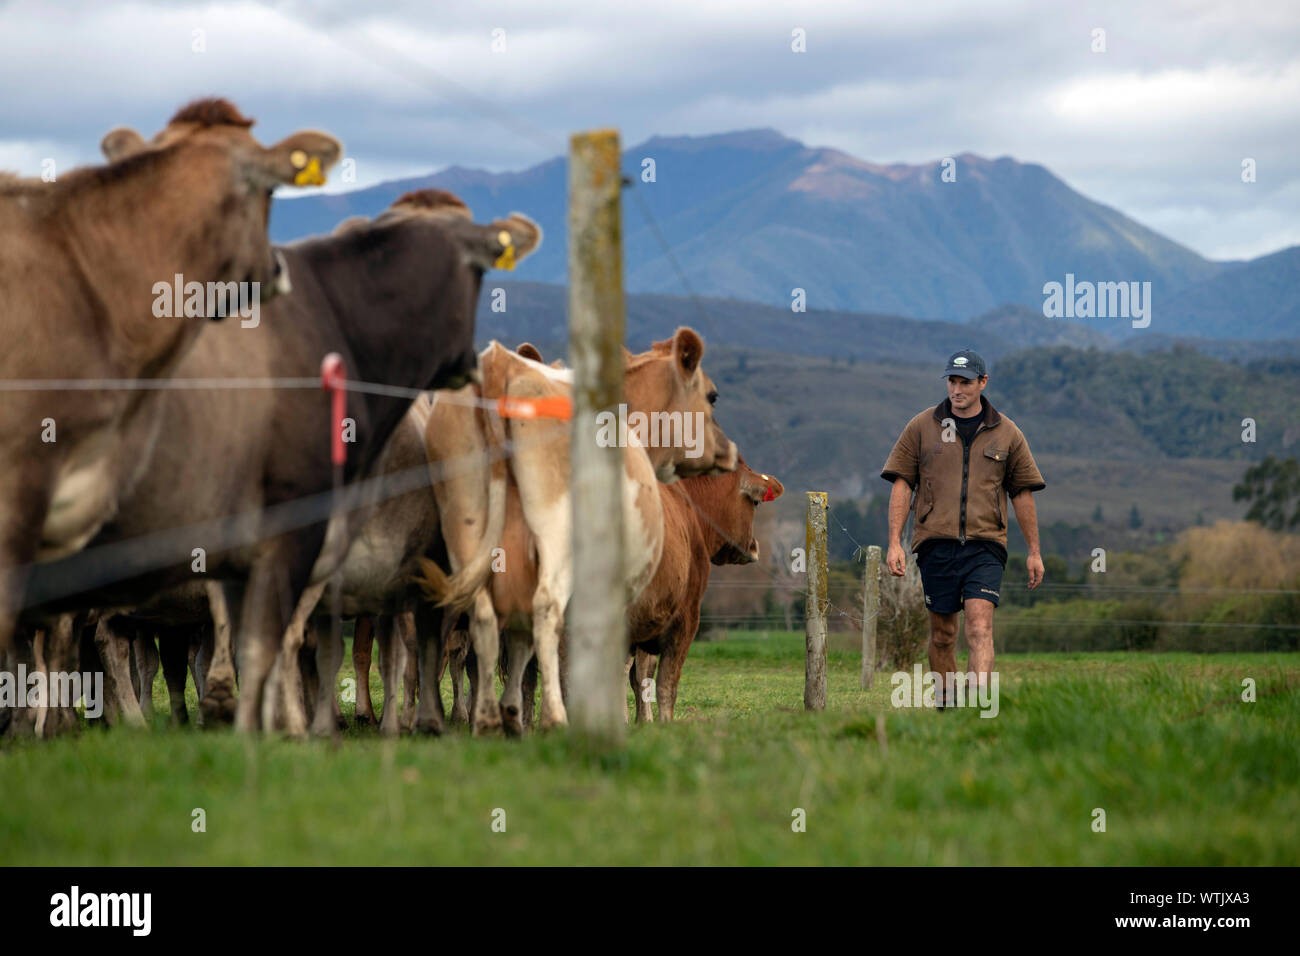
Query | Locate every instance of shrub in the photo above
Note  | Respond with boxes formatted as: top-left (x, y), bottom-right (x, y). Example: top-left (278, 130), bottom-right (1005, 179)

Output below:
top-left (873, 553), bottom-right (929, 669)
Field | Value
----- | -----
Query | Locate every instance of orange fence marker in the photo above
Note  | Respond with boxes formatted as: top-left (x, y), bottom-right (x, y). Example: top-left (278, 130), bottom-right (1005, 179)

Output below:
top-left (496, 395), bottom-right (572, 420)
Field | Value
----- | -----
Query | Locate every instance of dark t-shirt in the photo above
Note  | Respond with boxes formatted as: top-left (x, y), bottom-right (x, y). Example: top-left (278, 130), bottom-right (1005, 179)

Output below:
top-left (917, 403), bottom-right (1008, 567)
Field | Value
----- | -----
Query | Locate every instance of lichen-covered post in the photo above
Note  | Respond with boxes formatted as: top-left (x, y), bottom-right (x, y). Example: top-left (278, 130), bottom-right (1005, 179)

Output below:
top-left (862, 544), bottom-right (881, 688)
top-left (567, 128), bottom-right (626, 745)
top-left (805, 491), bottom-right (828, 711)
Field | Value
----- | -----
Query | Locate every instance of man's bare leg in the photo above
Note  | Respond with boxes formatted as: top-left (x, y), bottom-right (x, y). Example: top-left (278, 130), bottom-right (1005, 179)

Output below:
top-left (927, 609), bottom-right (959, 705)
top-left (962, 598), bottom-right (996, 692)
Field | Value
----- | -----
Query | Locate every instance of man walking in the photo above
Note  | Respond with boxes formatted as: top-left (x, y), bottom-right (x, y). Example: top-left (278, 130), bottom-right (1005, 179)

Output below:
top-left (880, 350), bottom-right (1046, 706)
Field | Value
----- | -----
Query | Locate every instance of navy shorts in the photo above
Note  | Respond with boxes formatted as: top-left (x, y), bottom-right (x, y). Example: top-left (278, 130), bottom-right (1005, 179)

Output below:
top-left (916, 541), bottom-right (1004, 614)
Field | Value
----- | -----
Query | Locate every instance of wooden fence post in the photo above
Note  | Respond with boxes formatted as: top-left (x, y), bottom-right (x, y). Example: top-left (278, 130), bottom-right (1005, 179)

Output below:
top-left (804, 491), bottom-right (828, 711)
top-left (567, 128), bottom-right (626, 745)
top-left (861, 544), bottom-right (881, 688)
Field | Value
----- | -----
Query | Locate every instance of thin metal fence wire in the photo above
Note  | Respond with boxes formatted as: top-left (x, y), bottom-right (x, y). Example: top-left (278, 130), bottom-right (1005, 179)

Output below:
top-left (14, 415), bottom-right (567, 608)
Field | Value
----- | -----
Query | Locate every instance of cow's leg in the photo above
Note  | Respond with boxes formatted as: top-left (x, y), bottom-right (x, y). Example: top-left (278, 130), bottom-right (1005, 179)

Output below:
top-left (464, 644), bottom-right (479, 729)
top-left (512, 492), bottom-right (571, 732)
top-left (467, 591), bottom-right (502, 735)
top-left (187, 634), bottom-right (201, 700)
top-left (352, 614), bottom-right (376, 726)
top-left (623, 651), bottom-right (634, 724)
top-left (34, 620), bottom-right (85, 737)
top-left (94, 617), bottom-right (146, 729)
top-left (52, 613), bottom-right (90, 735)
top-left (200, 581), bottom-right (239, 726)
top-left (500, 626), bottom-right (533, 737)
top-left (3, 627), bottom-right (40, 737)
top-left (310, 615), bottom-right (344, 738)
top-left (126, 634), bottom-right (141, 702)
top-left (558, 625), bottom-right (570, 706)
top-left (77, 620), bottom-right (109, 730)
top-left (158, 630), bottom-right (190, 725)
top-left (299, 633), bottom-right (319, 724)
top-left (398, 611), bottom-right (419, 734)
top-left (413, 601), bottom-right (447, 736)
top-left (520, 655), bottom-right (537, 733)
top-left (275, 581), bottom-right (325, 739)
top-left (447, 627), bottom-right (469, 725)
top-left (261, 651), bottom-right (284, 731)
top-left (193, 625), bottom-right (210, 701)
top-left (34, 615), bottom-right (82, 736)
top-left (235, 552), bottom-right (307, 734)
top-left (375, 614), bottom-right (406, 737)
top-left (32, 626), bottom-right (50, 738)
top-left (654, 616), bottom-right (695, 722)
top-left (634, 649), bottom-right (658, 722)
top-left (533, 583), bottom-right (569, 731)
top-left (134, 633), bottom-right (160, 720)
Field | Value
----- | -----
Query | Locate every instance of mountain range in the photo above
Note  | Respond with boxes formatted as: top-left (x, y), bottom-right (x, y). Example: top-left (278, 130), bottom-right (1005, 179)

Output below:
top-left (270, 128), bottom-right (1298, 340)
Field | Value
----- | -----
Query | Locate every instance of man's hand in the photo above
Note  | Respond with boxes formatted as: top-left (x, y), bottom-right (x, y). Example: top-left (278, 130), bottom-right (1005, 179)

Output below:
top-left (885, 479), bottom-right (914, 577)
top-left (1027, 552), bottom-right (1045, 589)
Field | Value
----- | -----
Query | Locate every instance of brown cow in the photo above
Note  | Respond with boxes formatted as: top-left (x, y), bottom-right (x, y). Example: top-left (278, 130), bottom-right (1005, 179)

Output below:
top-left (421, 331), bottom-right (740, 734)
top-left (627, 457), bottom-right (784, 721)
top-left (0, 98), bottom-right (340, 664)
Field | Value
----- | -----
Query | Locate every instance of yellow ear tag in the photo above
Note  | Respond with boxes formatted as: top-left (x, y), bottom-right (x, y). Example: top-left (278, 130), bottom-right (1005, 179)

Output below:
top-left (293, 156), bottom-right (325, 187)
top-left (493, 231), bottom-right (516, 270)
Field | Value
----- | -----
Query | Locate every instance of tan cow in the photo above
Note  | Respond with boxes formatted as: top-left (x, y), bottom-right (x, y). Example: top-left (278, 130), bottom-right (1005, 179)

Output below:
top-left (0, 98), bottom-right (339, 664)
top-left (420, 330), bottom-right (739, 734)
top-left (628, 457), bottom-right (784, 721)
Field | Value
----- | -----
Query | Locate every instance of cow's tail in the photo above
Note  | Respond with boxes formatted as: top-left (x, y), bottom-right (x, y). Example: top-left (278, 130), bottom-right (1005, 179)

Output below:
top-left (418, 349), bottom-right (510, 614)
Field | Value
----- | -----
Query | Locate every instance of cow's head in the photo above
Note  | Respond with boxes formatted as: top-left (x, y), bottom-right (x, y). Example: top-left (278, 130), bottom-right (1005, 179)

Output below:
top-left (100, 97), bottom-right (341, 314)
top-left (375, 189), bottom-right (543, 277)
top-left (681, 456), bottom-right (784, 565)
top-left (324, 190), bottom-right (541, 394)
top-left (625, 327), bottom-right (739, 482)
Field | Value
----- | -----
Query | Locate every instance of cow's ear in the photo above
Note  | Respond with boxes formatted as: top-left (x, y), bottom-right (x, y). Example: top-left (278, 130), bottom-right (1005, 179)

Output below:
top-left (251, 131), bottom-right (343, 189)
top-left (458, 213), bottom-right (543, 272)
top-left (673, 327), bottom-right (705, 379)
top-left (101, 127), bottom-right (148, 162)
top-left (516, 343), bottom-right (543, 362)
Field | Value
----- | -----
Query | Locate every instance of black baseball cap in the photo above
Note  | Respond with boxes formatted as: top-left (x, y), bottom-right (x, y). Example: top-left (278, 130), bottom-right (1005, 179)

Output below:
top-left (942, 349), bottom-right (987, 380)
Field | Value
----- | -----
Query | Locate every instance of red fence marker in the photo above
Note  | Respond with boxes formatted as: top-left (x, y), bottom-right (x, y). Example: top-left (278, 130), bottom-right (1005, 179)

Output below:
top-left (320, 353), bottom-right (347, 466)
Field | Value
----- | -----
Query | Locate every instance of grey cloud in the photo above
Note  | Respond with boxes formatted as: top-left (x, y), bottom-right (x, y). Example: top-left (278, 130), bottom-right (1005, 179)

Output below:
top-left (1, 0), bottom-right (1296, 259)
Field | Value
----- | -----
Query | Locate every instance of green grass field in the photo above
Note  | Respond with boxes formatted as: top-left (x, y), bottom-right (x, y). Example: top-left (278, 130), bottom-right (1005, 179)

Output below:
top-left (2, 632), bottom-right (1297, 865)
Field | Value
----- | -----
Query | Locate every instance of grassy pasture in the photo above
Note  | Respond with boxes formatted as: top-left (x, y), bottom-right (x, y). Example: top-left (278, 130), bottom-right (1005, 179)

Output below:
top-left (1, 632), bottom-right (1296, 865)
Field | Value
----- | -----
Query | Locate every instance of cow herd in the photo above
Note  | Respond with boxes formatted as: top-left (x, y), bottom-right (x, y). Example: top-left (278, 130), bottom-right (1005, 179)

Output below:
top-left (0, 98), bottom-right (784, 741)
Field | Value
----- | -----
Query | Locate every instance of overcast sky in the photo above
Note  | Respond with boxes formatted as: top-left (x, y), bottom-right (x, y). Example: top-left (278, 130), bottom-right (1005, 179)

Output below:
top-left (2, 0), bottom-right (1297, 260)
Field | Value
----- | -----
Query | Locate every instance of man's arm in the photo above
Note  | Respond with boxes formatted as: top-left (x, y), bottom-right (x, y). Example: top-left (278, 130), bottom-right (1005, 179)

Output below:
top-left (1009, 490), bottom-right (1044, 589)
top-left (885, 478), bottom-right (913, 575)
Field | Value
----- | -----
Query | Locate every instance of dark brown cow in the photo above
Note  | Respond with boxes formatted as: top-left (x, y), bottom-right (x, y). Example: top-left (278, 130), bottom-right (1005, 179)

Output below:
top-left (0, 98), bottom-right (340, 678)
top-left (21, 186), bottom-right (535, 733)
top-left (628, 457), bottom-right (784, 721)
